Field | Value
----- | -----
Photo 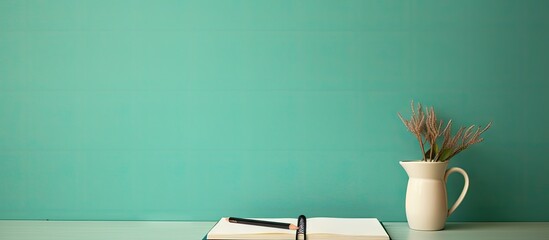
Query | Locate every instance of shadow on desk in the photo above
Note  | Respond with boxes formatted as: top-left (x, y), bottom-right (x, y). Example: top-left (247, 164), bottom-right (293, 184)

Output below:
top-left (444, 222), bottom-right (489, 230)
top-left (394, 222), bottom-right (549, 240)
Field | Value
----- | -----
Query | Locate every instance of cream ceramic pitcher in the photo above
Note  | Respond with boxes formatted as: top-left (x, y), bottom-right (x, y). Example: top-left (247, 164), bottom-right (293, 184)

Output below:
top-left (400, 160), bottom-right (469, 230)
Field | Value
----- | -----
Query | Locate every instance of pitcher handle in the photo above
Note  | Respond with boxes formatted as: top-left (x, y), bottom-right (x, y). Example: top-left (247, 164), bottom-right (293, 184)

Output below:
top-left (444, 167), bottom-right (469, 217)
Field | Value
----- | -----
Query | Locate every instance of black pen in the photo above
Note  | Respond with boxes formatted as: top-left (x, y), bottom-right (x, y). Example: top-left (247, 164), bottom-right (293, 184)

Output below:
top-left (227, 217), bottom-right (299, 230)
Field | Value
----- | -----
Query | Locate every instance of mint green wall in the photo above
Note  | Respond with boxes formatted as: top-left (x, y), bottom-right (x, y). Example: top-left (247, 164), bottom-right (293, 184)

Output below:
top-left (1, 1), bottom-right (548, 221)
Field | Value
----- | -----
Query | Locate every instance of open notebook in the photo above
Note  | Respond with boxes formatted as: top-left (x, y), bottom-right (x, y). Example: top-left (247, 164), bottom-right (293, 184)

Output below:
top-left (207, 217), bottom-right (389, 240)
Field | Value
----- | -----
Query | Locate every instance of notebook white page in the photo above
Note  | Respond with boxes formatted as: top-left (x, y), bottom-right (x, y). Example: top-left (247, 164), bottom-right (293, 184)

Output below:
top-left (307, 218), bottom-right (388, 237)
top-left (207, 218), bottom-right (296, 236)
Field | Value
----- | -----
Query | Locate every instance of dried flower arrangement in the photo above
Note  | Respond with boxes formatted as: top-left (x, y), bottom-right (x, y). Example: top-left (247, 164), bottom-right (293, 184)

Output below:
top-left (398, 101), bottom-right (492, 162)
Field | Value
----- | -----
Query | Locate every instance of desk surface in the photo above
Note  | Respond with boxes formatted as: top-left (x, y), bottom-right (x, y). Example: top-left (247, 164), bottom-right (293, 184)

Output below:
top-left (0, 221), bottom-right (548, 240)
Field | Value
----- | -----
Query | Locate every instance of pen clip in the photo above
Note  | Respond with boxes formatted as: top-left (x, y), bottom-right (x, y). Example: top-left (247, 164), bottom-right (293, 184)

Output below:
top-left (295, 215), bottom-right (306, 240)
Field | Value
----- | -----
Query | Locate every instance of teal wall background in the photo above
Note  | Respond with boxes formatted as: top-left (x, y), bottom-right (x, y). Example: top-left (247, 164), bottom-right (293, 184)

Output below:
top-left (1, 0), bottom-right (548, 221)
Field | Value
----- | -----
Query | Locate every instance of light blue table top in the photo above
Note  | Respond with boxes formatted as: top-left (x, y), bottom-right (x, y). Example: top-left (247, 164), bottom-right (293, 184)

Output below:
top-left (0, 221), bottom-right (548, 240)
